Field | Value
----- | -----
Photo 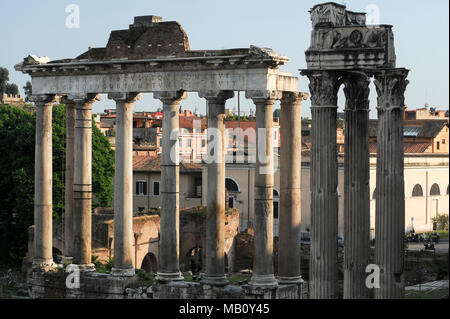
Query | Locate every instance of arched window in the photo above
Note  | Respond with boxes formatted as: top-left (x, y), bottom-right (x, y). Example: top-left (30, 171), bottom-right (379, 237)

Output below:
top-left (225, 178), bottom-right (240, 192)
top-left (372, 188), bottom-right (376, 200)
top-left (412, 184), bottom-right (424, 197)
top-left (430, 183), bottom-right (441, 196)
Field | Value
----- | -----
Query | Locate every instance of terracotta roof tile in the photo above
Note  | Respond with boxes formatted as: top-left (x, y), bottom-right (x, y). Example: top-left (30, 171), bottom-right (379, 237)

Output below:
top-left (133, 155), bottom-right (201, 171)
top-left (369, 142), bottom-right (431, 154)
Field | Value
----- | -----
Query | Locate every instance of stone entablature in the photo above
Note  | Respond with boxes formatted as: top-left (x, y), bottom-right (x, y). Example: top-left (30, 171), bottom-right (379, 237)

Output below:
top-left (306, 2), bottom-right (396, 70)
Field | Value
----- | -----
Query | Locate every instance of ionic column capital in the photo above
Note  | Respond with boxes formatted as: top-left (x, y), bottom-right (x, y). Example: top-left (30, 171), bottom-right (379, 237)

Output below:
top-left (30, 94), bottom-right (57, 105)
top-left (373, 69), bottom-right (409, 112)
top-left (60, 96), bottom-right (76, 108)
top-left (281, 91), bottom-right (309, 105)
top-left (108, 92), bottom-right (142, 103)
top-left (245, 90), bottom-right (281, 104)
top-left (68, 93), bottom-right (101, 109)
top-left (198, 90), bottom-right (234, 104)
top-left (154, 90), bottom-right (187, 104)
top-left (301, 70), bottom-right (342, 106)
top-left (343, 72), bottom-right (371, 112)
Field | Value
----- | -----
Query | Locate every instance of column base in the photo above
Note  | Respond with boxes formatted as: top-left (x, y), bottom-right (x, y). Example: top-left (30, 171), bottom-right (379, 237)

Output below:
top-left (250, 274), bottom-right (278, 289)
top-left (111, 267), bottom-right (135, 277)
top-left (278, 276), bottom-right (304, 285)
top-left (155, 271), bottom-right (184, 282)
top-left (75, 263), bottom-right (96, 272)
top-left (201, 274), bottom-right (229, 286)
top-left (32, 258), bottom-right (56, 272)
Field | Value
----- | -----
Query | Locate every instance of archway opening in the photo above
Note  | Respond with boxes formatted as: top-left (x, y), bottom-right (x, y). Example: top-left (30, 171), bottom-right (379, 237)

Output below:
top-left (184, 247), bottom-right (203, 273)
top-left (140, 252), bottom-right (158, 274)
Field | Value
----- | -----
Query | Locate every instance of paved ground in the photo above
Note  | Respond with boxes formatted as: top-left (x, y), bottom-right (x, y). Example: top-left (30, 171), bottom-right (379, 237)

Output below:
top-left (405, 280), bottom-right (449, 299)
top-left (406, 280), bottom-right (449, 291)
top-left (407, 239), bottom-right (449, 254)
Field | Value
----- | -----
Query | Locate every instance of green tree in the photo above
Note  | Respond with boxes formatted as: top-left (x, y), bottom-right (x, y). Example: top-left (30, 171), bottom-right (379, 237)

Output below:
top-left (273, 108), bottom-right (281, 118)
top-left (0, 104), bottom-right (114, 265)
top-left (0, 106), bottom-right (35, 264)
top-left (5, 83), bottom-right (19, 95)
top-left (23, 81), bottom-right (32, 102)
top-left (0, 67), bottom-right (9, 94)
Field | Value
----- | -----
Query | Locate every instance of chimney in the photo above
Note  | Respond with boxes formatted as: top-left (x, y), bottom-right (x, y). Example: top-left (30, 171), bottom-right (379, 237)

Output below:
top-left (130, 15), bottom-right (163, 28)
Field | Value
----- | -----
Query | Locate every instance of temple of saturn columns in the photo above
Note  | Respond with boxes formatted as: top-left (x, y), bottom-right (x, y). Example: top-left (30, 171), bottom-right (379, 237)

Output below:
top-left (15, 2), bottom-right (409, 299)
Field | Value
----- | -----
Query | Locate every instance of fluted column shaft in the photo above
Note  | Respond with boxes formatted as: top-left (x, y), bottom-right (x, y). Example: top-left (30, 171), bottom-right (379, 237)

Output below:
top-left (343, 73), bottom-right (371, 299)
top-left (374, 69), bottom-right (409, 299)
top-left (200, 90), bottom-right (234, 286)
top-left (110, 93), bottom-right (141, 277)
top-left (32, 95), bottom-right (56, 271)
top-left (64, 100), bottom-right (76, 258)
top-left (247, 90), bottom-right (279, 288)
top-left (278, 91), bottom-right (308, 284)
top-left (154, 91), bottom-right (187, 282)
top-left (72, 94), bottom-right (99, 271)
top-left (303, 71), bottom-right (340, 299)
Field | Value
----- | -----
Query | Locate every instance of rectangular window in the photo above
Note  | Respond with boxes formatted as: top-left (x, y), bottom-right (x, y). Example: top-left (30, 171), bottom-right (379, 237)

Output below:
top-left (202, 139), bottom-right (206, 148)
top-left (442, 139), bottom-right (446, 145)
top-left (195, 178), bottom-right (202, 197)
top-left (273, 201), bottom-right (279, 219)
top-left (153, 181), bottom-right (160, 196)
top-left (187, 138), bottom-right (192, 148)
top-left (136, 181), bottom-right (147, 196)
top-left (437, 142), bottom-right (440, 150)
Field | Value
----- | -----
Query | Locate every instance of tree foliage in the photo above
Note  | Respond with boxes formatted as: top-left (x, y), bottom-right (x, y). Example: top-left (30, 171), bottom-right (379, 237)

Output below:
top-left (0, 67), bottom-right (20, 96)
top-left (5, 83), bottom-right (19, 95)
top-left (0, 67), bottom-right (9, 94)
top-left (23, 81), bottom-right (32, 102)
top-left (0, 104), bottom-right (114, 265)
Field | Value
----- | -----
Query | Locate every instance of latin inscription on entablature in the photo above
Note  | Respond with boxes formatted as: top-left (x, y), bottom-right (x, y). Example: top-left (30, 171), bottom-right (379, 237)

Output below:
top-left (31, 69), bottom-right (275, 95)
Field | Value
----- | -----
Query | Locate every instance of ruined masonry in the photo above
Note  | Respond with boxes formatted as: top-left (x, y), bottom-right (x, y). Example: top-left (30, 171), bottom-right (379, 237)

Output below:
top-left (16, 14), bottom-right (307, 298)
top-left (16, 2), bottom-right (409, 299)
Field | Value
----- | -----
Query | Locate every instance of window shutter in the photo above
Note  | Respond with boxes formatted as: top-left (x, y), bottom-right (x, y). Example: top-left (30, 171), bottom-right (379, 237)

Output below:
top-left (143, 182), bottom-right (147, 195)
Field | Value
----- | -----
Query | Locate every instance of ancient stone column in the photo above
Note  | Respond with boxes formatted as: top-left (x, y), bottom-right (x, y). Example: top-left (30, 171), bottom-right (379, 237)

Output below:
top-left (109, 93), bottom-right (141, 277)
top-left (199, 90), bottom-right (234, 286)
top-left (247, 90), bottom-right (280, 288)
top-left (62, 98), bottom-right (76, 259)
top-left (154, 91), bottom-right (187, 282)
top-left (32, 94), bottom-right (57, 271)
top-left (278, 91), bottom-right (308, 284)
top-left (342, 72), bottom-right (371, 299)
top-left (373, 69), bottom-right (409, 299)
top-left (71, 93), bottom-right (100, 271)
top-left (302, 70), bottom-right (340, 299)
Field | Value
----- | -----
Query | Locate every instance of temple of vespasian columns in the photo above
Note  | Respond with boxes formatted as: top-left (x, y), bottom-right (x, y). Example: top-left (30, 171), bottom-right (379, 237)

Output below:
top-left (301, 2), bottom-right (409, 299)
top-left (16, 2), bottom-right (409, 299)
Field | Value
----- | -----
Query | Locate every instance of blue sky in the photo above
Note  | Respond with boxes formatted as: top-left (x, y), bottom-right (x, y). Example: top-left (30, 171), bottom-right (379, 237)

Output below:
top-left (0, 0), bottom-right (448, 117)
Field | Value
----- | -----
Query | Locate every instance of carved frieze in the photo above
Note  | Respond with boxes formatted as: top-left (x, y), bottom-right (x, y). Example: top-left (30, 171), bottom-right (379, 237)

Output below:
top-left (310, 3), bottom-right (366, 28)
